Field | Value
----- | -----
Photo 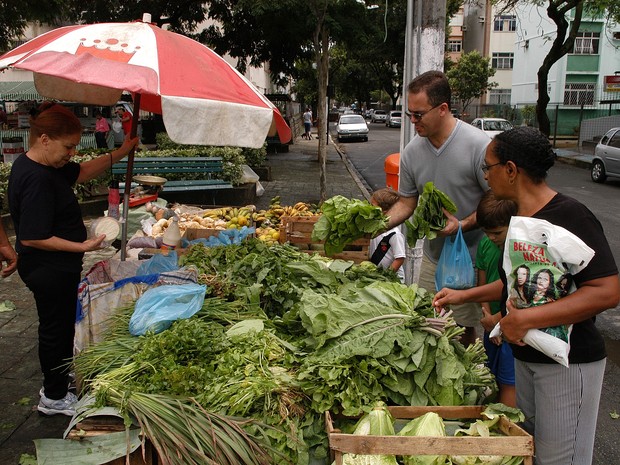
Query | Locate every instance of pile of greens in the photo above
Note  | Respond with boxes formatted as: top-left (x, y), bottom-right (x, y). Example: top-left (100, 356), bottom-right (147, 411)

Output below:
top-left (405, 182), bottom-right (457, 246)
top-left (74, 239), bottom-right (497, 465)
top-left (311, 195), bottom-right (388, 256)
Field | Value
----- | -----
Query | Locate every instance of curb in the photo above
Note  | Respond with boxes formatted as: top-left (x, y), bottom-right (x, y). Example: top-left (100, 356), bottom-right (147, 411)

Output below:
top-left (330, 136), bottom-right (374, 201)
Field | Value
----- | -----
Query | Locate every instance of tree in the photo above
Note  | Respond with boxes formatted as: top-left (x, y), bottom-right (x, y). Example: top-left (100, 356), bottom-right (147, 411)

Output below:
top-left (446, 50), bottom-right (497, 114)
top-left (502, 0), bottom-right (620, 136)
top-left (0, 0), bottom-right (75, 51)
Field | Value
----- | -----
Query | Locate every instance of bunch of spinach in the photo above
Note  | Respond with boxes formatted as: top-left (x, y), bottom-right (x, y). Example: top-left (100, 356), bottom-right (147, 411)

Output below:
top-left (405, 182), bottom-right (457, 246)
top-left (312, 195), bottom-right (388, 256)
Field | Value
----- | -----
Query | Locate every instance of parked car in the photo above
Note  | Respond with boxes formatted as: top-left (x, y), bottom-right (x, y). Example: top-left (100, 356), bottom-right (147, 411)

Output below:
top-left (591, 127), bottom-right (620, 183)
top-left (336, 114), bottom-right (369, 142)
top-left (371, 109), bottom-right (387, 123)
top-left (471, 117), bottom-right (513, 138)
top-left (386, 111), bottom-right (402, 128)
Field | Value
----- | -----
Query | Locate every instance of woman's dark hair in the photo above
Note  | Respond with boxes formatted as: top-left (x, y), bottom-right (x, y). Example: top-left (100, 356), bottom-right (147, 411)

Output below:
top-left (492, 126), bottom-right (556, 183)
top-left (476, 189), bottom-right (517, 229)
top-left (532, 268), bottom-right (556, 300)
top-left (513, 264), bottom-right (533, 301)
top-left (407, 70), bottom-right (451, 109)
top-left (29, 101), bottom-right (82, 145)
top-left (371, 187), bottom-right (401, 211)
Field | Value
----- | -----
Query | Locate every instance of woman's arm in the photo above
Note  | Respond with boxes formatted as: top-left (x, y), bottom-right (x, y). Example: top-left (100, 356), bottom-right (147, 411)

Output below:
top-left (0, 222), bottom-right (17, 277)
top-left (433, 278), bottom-right (504, 310)
top-left (500, 274), bottom-right (620, 344)
top-left (77, 136), bottom-right (139, 183)
top-left (21, 234), bottom-right (106, 253)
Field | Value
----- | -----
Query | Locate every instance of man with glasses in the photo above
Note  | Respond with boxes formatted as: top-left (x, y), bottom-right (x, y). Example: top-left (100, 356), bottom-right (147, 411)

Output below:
top-left (386, 70), bottom-right (490, 346)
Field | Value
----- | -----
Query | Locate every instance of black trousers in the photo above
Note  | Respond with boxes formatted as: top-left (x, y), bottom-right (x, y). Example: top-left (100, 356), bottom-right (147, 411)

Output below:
top-left (18, 261), bottom-right (80, 400)
top-left (95, 132), bottom-right (108, 149)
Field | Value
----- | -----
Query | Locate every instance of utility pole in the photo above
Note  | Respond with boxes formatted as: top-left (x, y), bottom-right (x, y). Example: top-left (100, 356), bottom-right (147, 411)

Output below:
top-left (401, 0), bottom-right (447, 284)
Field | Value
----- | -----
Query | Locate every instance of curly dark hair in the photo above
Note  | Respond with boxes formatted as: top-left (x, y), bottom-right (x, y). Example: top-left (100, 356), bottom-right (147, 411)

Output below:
top-left (407, 70), bottom-right (451, 109)
top-left (491, 126), bottom-right (556, 183)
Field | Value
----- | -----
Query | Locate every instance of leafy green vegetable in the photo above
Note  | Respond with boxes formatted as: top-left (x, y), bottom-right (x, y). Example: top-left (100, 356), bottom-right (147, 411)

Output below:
top-left (312, 195), bottom-right (388, 256)
top-left (341, 402), bottom-right (398, 465)
top-left (399, 412), bottom-right (447, 465)
top-left (405, 182), bottom-right (457, 246)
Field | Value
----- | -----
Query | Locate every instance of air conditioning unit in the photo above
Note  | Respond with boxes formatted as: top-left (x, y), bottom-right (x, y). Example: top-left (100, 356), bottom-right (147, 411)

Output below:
top-left (462, 25), bottom-right (468, 31)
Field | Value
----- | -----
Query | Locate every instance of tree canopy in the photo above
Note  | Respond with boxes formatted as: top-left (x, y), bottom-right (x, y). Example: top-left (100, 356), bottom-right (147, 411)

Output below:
top-left (447, 50), bottom-right (497, 114)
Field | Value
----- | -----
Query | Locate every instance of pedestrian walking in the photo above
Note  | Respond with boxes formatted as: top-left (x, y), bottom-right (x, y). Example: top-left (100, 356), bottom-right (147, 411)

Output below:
top-left (302, 108), bottom-right (312, 140)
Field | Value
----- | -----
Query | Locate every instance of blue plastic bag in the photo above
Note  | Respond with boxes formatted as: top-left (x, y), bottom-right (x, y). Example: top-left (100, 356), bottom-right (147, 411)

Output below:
top-left (129, 283), bottom-right (206, 336)
top-left (435, 225), bottom-right (475, 290)
top-left (136, 251), bottom-right (179, 276)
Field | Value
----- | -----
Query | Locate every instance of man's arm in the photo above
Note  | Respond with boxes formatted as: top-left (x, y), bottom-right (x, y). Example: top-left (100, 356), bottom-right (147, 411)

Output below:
top-left (385, 196), bottom-right (417, 229)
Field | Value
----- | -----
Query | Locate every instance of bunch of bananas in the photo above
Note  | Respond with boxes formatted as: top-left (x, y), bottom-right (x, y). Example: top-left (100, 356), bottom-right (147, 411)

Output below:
top-left (202, 206), bottom-right (254, 229)
top-left (252, 198), bottom-right (318, 227)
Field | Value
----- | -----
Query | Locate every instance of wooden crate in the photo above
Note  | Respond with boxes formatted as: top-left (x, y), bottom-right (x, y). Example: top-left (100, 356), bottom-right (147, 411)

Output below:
top-left (66, 416), bottom-right (156, 465)
top-left (325, 405), bottom-right (534, 465)
top-left (278, 215), bottom-right (370, 263)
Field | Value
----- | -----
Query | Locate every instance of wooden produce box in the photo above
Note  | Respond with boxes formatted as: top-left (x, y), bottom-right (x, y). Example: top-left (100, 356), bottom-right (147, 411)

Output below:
top-left (183, 227), bottom-right (228, 241)
top-left (326, 405), bottom-right (534, 465)
top-left (279, 215), bottom-right (370, 263)
top-left (66, 416), bottom-right (156, 465)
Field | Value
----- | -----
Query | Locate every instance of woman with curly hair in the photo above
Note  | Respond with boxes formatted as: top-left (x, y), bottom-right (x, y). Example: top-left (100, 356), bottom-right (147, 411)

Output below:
top-left (433, 126), bottom-right (619, 465)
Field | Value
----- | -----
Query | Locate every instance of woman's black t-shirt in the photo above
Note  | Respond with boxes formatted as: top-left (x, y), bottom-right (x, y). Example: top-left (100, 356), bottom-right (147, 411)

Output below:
top-left (8, 154), bottom-right (86, 272)
top-left (499, 193), bottom-right (618, 364)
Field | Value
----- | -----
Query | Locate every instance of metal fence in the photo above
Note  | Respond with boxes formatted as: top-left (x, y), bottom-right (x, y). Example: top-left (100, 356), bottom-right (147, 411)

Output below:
top-left (458, 100), bottom-right (620, 144)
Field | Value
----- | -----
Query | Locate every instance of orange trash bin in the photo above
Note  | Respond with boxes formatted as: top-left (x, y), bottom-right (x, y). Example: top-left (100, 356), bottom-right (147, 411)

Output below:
top-left (384, 152), bottom-right (400, 190)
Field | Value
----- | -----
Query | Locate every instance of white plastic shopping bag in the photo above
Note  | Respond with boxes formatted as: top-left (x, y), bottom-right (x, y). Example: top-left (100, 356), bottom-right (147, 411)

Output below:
top-left (490, 216), bottom-right (595, 366)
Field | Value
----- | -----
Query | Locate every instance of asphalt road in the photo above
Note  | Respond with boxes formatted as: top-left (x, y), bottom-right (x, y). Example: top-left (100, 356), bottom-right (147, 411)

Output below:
top-left (332, 120), bottom-right (620, 465)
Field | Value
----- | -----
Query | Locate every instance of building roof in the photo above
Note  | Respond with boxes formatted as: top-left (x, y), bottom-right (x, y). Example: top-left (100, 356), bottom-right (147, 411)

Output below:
top-left (0, 81), bottom-right (44, 101)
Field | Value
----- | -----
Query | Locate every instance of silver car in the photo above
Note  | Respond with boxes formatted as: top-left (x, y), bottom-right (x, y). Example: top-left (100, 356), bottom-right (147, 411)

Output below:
top-left (336, 114), bottom-right (369, 142)
top-left (371, 110), bottom-right (387, 123)
top-left (591, 127), bottom-right (620, 183)
top-left (386, 111), bottom-right (402, 128)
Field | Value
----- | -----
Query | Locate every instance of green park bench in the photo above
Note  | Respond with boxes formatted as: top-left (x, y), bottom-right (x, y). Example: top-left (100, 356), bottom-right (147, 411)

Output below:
top-left (112, 156), bottom-right (233, 192)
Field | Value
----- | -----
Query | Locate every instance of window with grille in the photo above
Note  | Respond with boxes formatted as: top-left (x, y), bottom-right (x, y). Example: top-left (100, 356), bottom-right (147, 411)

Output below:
top-left (489, 89), bottom-right (512, 105)
top-left (573, 32), bottom-right (600, 54)
top-left (492, 52), bottom-right (514, 69)
top-left (447, 40), bottom-right (462, 52)
top-left (494, 15), bottom-right (516, 32)
top-left (563, 83), bottom-right (595, 105)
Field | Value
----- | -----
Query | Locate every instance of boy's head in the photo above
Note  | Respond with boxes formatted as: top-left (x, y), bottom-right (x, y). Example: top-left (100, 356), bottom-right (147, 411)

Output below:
top-left (476, 189), bottom-right (517, 248)
top-left (371, 187), bottom-right (400, 212)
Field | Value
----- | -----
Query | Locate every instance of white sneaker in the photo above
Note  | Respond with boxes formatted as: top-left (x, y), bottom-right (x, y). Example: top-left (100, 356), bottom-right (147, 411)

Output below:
top-left (38, 391), bottom-right (78, 416)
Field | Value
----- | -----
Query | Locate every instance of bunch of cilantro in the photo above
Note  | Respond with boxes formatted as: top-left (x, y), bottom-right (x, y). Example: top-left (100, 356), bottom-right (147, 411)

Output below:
top-left (311, 195), bottom-right (388, 256)
top-left (405, 182), bottom-right (457, 246)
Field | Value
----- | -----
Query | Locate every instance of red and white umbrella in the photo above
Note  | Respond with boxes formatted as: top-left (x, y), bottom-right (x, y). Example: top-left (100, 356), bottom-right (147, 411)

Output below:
top-left (0, 17), bottom-right (291, 148)
top-left (0, 16), bottom-right (292, 259)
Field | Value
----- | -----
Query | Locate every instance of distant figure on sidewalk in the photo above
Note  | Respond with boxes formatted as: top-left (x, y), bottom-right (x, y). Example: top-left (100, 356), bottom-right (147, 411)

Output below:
top-left (302, 108), bottom-right (312, 140)
top-left (115, 105), bottom-right (132, 136)
top-left (94, 111), bottom-right (110, 149)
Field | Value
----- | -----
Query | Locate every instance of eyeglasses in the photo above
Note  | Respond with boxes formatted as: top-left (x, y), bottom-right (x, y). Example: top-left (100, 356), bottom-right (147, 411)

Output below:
top-left (405, 103), bottom-right (443, 121)
top-left (481, 161), bottom-right (503, 173)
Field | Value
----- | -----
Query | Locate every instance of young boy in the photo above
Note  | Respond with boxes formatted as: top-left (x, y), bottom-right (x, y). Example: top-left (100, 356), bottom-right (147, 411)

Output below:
top-left (369, 188), bottom-right (407, 282)
top-left (475, 190), bottom-right (517, 407)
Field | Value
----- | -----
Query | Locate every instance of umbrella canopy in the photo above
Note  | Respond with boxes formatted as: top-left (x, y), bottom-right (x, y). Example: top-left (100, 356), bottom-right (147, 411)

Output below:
top-left (0, 18), bottom-right (291, 148)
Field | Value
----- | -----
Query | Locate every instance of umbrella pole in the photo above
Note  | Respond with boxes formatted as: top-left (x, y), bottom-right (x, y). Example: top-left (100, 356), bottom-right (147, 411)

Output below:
top-left (120, 93), bottom-right (142, 260)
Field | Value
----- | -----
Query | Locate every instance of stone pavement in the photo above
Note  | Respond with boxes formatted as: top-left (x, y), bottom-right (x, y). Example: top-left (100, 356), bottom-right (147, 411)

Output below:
top-left (0, 131), bottom-right (602, 464)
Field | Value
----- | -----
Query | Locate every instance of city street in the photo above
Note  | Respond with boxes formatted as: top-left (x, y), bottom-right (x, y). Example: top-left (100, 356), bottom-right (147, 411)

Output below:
top-left (333, 120), bottom-right (620, 464)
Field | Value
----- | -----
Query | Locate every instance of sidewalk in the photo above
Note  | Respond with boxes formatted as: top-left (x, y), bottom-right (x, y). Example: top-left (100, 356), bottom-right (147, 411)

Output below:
top-left (0, 130), bottom-right (370, 465)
